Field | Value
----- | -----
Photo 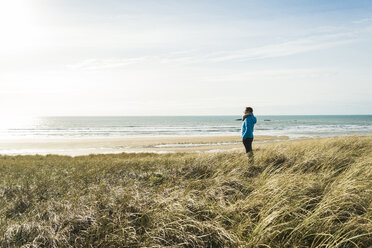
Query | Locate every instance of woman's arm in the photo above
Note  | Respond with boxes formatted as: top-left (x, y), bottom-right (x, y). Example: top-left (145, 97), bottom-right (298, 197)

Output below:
top-left (241, 120), bottom-right (247, 138)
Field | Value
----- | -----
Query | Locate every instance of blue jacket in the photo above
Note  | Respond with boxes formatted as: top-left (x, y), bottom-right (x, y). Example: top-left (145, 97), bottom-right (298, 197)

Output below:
top-left (241, 115), bottom-right (257, 139)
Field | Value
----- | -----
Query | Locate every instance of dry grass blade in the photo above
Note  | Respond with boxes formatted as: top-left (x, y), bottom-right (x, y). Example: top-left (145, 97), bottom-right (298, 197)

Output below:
top-left (0, 136), bottom-right (371, 247)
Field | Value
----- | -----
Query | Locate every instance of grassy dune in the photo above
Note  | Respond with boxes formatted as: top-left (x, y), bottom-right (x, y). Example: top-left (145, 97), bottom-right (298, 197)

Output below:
top-left (0, 136), bottom-right (371, 248)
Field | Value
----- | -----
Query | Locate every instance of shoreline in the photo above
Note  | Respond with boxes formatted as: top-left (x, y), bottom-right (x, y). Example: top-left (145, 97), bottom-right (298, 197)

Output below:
top-left (0, 135), bottom-right (289, 156)
top-left (1, 134), bottom-right (371, 156)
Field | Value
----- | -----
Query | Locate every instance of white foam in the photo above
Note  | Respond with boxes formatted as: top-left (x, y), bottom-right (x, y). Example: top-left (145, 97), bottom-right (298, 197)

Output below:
top-left (154, 142), bottom-right (240, 148)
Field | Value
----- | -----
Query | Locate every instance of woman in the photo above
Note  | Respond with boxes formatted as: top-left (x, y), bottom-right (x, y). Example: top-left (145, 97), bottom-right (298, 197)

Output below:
top-left (241, 107), bottom-right (257, 161)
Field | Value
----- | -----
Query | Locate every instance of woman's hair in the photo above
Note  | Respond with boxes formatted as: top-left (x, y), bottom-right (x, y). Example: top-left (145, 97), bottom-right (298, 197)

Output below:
top-left (245, 107), bottom-right (253, 113)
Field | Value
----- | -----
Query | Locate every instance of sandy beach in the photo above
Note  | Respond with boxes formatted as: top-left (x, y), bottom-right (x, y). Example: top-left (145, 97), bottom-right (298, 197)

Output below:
top-left (0, 135), bottom-right (289, 156)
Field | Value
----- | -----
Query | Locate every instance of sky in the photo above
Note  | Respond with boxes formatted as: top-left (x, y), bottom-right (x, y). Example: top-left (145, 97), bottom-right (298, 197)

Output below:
top-left (0, 0), bottom-right (372, 116)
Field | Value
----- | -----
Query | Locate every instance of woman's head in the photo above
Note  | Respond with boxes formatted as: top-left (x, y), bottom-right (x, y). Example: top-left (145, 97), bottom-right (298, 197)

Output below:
top-left (245, 107), bottom-right (253, 114)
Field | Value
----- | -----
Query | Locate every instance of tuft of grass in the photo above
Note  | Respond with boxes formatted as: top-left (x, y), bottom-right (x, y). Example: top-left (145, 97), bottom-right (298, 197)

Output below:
top-left (0, 136), bottom-right (371, 247)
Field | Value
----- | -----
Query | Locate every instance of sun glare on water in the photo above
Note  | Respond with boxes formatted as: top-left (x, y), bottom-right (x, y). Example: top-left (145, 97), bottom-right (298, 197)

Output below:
top-left (0, 116), bottom-right (38, 130)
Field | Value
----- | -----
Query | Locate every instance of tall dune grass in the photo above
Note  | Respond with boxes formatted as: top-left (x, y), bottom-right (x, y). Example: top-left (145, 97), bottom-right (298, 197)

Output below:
top-left (0, 136), bottom-right (371, 247)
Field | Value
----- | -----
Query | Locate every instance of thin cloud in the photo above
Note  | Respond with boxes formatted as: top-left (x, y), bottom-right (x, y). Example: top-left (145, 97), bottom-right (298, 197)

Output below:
top-left (68, 27), bottom-right (365, 70)
top-left (203, 32), bottom-right (356, 63)
top-left (198, 69), bottom-right (338, 83)
top-left (67, 57), bottom-right (151, 71)
top-left (352, 17), bottom-right (372, 24)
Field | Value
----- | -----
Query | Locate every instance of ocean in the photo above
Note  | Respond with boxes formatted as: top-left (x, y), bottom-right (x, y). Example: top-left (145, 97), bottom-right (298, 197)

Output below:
top-left (1, 115), bottom-right (372, 140)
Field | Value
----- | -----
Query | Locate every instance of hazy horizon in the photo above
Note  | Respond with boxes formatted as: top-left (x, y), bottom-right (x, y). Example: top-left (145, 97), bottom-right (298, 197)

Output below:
top-left (4, 114), bottom-right (372, 117)
top-left (1, 0), bottom-right (372, 116)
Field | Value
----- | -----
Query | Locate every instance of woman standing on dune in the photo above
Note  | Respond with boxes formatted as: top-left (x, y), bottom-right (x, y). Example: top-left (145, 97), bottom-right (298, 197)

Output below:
top-left (240, 107), bottom-right (257, 161)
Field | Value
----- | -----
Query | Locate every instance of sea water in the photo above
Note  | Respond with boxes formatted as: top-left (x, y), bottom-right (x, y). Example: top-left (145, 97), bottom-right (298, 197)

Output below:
top-left (0, 115), bottom-right (371, 139)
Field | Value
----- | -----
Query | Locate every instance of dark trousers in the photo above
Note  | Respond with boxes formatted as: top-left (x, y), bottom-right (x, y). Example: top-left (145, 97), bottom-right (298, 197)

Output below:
top-left (242, 138), bottom-right (253, 153)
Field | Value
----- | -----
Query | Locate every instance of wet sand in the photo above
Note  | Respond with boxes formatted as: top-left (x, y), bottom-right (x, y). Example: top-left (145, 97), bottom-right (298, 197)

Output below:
top-left (0, 135), bottom-right (288, 156)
